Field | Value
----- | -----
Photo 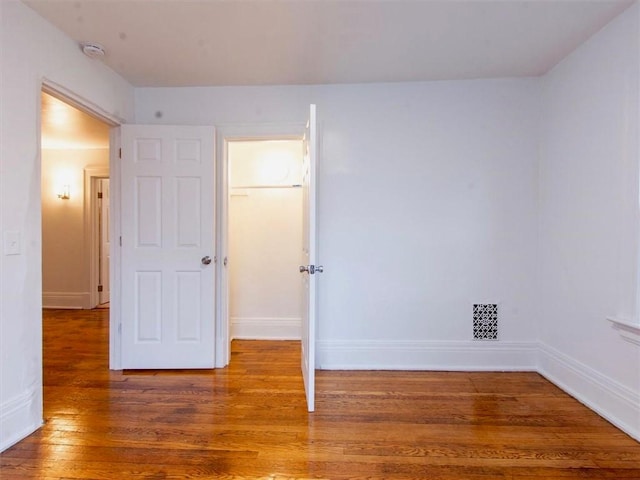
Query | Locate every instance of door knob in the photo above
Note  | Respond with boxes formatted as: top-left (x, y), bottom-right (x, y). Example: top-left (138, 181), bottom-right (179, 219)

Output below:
top-left (201, 256), bottom-right (212, 265)
top-left (300, 265), bottom-right (324, 274)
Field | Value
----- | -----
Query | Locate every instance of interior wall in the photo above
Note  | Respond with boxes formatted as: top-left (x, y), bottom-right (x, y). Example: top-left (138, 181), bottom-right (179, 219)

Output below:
top-left (134, 5), bottom-right (640, 440)
top-left (0, 0), bottom-right (133, 452)
top-left (136, 77), bottom-right (541, 370)
top-left (41, 148), bottom-right (109, 309)
top-left (228, 140), bottom-right (303, 340)
top-left (538, 2), bottom-right (640, 439)
top-left (1, 0), bottom-right (637, 453)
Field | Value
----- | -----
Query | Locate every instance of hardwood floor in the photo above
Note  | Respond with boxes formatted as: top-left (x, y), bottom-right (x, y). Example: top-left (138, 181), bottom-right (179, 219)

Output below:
top-left (1, 309), bottom-right (639, 479)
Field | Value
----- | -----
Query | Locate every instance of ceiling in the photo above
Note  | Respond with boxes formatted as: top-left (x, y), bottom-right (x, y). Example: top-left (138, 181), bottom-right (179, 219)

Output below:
top-left (24, 0), bottom-right (634, 88)
top-left (41, 92), bottom-right (110, 150)
top-left (34, 0), bottom-right (634, 150)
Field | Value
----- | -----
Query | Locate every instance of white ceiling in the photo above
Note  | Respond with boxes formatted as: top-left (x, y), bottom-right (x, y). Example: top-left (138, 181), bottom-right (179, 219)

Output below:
top-left (24, 0), bottom-right (634, 88)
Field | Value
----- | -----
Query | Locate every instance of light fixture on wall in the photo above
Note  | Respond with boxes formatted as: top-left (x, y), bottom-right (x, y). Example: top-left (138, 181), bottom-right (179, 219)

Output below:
top-left (57, 185), bottom-right (70, 200)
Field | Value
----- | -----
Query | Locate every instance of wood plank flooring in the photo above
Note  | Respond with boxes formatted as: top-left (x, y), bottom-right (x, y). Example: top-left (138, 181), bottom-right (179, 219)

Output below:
top-left (1, 308), bottom-right (639, 479)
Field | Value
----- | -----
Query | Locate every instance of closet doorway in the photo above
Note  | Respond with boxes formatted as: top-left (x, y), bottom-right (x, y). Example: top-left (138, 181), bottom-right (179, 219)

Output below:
top-left (227, 140), bottom-right (304, 341)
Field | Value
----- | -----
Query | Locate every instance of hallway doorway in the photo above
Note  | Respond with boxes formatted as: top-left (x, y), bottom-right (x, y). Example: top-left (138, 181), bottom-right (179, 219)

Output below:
top-left (40, 90), bottom-right (111, 310)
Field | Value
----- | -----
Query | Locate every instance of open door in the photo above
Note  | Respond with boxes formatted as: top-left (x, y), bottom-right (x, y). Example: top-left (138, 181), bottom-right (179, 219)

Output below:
top-left (300, 105), bottom-right (320, 412)
top-left (120, 125), bottom-right (216, 369)
top-left (98, 178), bottom-right (110, 305)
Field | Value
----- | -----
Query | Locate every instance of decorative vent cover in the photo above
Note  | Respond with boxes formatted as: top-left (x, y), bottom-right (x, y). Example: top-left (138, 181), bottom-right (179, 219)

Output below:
top-left (473, 304), bottom-right (498, 340)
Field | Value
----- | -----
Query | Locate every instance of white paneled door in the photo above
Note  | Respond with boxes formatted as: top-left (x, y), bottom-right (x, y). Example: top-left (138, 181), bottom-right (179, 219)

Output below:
top-left (121, 125), bottom-right (216, 369)
top-left (300, 105), bottom-right (319, 412)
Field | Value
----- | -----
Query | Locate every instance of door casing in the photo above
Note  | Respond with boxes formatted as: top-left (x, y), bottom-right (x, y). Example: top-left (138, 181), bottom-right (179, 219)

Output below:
top-left (40, 80), bottom-right (123, 370)
top-left (215, 123), bottom-right (305, 367)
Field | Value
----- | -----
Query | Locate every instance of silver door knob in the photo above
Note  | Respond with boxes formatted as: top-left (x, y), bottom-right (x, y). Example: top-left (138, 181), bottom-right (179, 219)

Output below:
top-left (201, 256), bottom-right (212, 265)
top-left (300, 265), bottom-right (324, 274)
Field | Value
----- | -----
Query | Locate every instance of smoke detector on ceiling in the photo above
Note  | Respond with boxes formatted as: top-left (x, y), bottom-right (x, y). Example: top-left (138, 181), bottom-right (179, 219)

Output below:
top-left (80, 42), bottom-right (105, 59)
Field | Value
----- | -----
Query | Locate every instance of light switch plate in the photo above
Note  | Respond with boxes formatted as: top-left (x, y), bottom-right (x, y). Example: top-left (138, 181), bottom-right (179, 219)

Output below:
top-left (4, 231), bottom-right (21, 255)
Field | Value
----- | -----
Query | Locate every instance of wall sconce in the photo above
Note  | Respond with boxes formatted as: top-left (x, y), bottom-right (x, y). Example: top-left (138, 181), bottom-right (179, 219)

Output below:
top-left (57, 185), bottom-right (70, 200)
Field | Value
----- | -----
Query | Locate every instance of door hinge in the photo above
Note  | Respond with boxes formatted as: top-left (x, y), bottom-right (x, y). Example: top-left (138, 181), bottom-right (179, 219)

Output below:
top-left (118, 323), bottom-right (122, 334)
top-left (119, 236), bottom-right (122, 246)
top-left (98, 285), bottom-right (103, 292)
top-left (119, 148), bottom-right (122, 159)
top-left (97, 192), bottom-right (103, 199)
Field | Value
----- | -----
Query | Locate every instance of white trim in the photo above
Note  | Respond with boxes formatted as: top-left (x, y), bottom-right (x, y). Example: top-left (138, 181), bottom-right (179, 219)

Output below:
top-left (0, 388), bottom-right (42, 452)
top-left (42, 291), bottom-right (90, 309)
top-left (41, 79), bottom-right (124, 126)
top-left (538, 342), bottom-right (640, 442)
top-left (214, 123), bottom-right (305, 368)
top-left (109, 127), bottom-right (122, 370)
top-left (231, 317), bottom-right (301, 340)
top-left (40, 81), bottom-right (123, 370)
top-left (607, 316), bottom-right (640, 346)
top-left (317, 340), bottom-right (538, 371)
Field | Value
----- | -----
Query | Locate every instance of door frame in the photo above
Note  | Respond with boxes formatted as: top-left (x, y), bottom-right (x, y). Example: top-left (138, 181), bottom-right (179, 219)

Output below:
top-left (41, 80), bottom-right (124, 370)
top-left (215, 123), bottom-right (305, 368)
top-left (84, 169), bottom-right (109, 309)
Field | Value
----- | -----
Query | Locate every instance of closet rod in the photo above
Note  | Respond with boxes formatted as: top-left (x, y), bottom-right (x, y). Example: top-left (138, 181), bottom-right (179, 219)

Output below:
top-left (231, 184), bottom-right (302, 189)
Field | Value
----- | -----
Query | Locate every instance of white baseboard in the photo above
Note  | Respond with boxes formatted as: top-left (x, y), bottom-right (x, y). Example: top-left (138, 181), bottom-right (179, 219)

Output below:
top-left (42, 291), bottom-right (90, 309)
top-left (317, 340), bottom-right (538, 371)
top-left (538, 342), bottom-right (640, 442)
top-left (0, 387), bottom-right (42, 452)
top-left (231, 317), bottom-right (301, 340)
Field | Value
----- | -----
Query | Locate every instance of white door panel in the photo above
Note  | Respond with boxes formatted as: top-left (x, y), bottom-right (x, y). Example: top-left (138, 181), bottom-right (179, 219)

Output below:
top-left (121, 125), bottom-right (215, 369)
top-left (301, 105), bottom-right (318, 412)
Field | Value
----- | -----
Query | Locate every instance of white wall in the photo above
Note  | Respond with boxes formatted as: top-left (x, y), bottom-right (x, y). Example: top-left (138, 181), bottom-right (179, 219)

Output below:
top-left (0, 0), bottom-right (133, 451)
top-left (136, 11), bottom-right (640, 437)
top-left (136, 78), bottom-right (541, 370)
top-left (229, 141), bottom-right (303, 339)
top-left (4, 0), bottom-right (636, 453)
top-left (41, 148), bottom-right (109, 309)
top-left (538, 3), bottom-right (640, 440)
